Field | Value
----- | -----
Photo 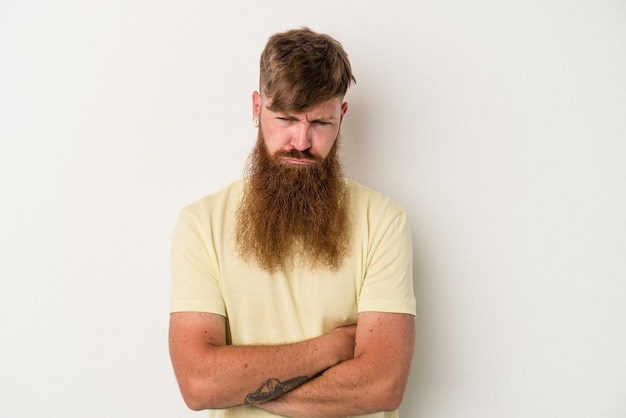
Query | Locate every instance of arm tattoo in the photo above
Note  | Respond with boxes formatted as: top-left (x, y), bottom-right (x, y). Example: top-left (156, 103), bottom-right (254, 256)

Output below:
top-left (245, 376), bottom-right (308, 405)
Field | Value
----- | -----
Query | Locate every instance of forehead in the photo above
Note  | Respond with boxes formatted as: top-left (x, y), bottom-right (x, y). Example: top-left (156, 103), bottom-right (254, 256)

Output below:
top-left (264, 96), bottom-right (343, 118)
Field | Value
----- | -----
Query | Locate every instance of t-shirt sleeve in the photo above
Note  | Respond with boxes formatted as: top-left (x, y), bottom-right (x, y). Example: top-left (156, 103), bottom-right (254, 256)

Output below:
top-left (170, 207), bottom-right (226, 315)
top-left (357, 211), bottom-right (416, 315)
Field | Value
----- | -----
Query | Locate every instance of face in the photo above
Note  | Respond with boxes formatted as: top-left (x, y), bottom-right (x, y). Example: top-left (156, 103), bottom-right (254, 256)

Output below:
top-left (252, 91), bottom-right (348, 165)
top-left (238, 94), bottom-right (351, 272)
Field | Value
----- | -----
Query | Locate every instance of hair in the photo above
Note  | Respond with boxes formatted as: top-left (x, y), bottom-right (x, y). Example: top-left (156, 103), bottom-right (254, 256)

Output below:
top-left (259, 27), bottom-right (356, 112)
top-left (236, 133), bottom-right (350, 273)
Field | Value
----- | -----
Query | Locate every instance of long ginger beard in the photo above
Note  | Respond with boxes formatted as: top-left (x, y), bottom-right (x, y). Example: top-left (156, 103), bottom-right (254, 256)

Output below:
top-left (235, 132), bottom-right (351, 273)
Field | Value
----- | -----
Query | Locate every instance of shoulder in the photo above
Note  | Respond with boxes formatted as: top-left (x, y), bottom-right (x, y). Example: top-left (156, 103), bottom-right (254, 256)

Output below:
top-left (344, 178), bottom-right (406, 219)
top-left (180, 179), bottom-right (244, 217)
top-left (173, 180), bottom-right (244, 236)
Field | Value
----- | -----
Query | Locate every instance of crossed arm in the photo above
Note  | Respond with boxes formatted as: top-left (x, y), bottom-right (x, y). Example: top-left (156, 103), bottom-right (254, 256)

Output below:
top-left (169, 311), bottom-right (415, 416)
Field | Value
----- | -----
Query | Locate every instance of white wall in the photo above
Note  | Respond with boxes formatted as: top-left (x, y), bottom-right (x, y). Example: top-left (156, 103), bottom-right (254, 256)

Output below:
top-left (1, 1), bottom-right (625, 417)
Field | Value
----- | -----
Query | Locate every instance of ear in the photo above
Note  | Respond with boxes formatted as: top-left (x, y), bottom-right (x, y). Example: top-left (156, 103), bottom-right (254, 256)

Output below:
top-left (252, 91), bottom-right (262, 120)
top-left (339, 101), bottom-right (349, 123)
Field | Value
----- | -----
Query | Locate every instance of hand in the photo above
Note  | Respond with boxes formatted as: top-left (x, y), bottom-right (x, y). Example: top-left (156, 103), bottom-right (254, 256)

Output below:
top-left (329, 324), bottom-right (356, 364)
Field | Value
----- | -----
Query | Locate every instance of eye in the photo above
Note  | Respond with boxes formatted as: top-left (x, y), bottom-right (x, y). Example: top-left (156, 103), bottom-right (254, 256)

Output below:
top-left (276, 116), bottom-right (295, 124)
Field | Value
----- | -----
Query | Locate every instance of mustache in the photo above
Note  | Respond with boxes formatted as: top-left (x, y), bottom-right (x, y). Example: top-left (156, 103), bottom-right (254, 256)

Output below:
top-left (273, 148), bottom-right (321, 163)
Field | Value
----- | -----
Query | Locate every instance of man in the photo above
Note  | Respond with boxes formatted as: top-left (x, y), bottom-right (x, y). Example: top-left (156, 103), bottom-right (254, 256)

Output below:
top-left (169, 27), bottom-right (416, 417)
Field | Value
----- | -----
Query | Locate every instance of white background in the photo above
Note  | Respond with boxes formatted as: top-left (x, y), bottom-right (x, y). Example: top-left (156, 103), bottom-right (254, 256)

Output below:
top-left (1, 1), bottom-right (625, 417)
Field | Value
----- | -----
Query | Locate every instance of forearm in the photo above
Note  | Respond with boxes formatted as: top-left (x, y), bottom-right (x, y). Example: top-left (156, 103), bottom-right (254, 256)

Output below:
top-left (259, 313), bottom-right (415, 418)
top-left (169, 311), bottom-right (357, 412)
top-left (173, 335), bottom-right (341, 410)
top-left (258, 356), bottom-right (402, 417)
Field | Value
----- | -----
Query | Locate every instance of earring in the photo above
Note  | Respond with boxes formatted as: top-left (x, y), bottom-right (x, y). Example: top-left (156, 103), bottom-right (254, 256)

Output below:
top-left (253, 118), bottom-right (259, 127)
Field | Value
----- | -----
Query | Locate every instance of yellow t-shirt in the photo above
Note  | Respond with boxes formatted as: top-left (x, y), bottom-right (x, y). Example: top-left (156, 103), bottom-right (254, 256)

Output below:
top-left (170, 178), bottom-right (416, 417)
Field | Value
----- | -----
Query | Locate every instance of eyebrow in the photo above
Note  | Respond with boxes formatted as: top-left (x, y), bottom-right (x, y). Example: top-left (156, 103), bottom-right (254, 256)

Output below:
top-left (306, 115), bottom-right (337, 123)
top-left (267, 106), bottom-right (337, 123)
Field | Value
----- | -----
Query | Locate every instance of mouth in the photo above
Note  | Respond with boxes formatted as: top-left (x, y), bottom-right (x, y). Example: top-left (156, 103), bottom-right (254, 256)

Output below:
top-left (281, 157), bottom-right (316, 165)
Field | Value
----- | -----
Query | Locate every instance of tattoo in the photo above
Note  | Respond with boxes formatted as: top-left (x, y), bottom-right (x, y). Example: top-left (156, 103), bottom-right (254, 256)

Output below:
top-left (245, 376), bottom-right (308, 405)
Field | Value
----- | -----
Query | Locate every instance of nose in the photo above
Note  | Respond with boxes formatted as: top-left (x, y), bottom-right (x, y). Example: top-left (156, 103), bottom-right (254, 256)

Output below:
top-left (291, 123), bottom-right (312, 151)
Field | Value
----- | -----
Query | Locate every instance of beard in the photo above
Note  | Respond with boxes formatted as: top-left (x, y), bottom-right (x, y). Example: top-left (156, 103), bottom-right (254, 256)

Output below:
top-left (235, 131), bottom-right (351, 273)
